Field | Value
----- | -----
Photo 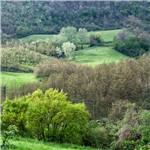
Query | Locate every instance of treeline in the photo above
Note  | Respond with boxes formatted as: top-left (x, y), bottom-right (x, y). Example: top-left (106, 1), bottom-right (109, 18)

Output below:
top-left (1, 55), bottom-right (150, 149)
top-left (2, 1), bottom-right (150, 38)
top-left (2, 54), bottom-right (150, 119)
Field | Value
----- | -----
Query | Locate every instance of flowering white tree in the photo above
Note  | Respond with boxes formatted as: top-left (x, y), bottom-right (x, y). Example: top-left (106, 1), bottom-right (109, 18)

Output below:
top-left (62, 42), bottom-right (76, 58)
top-left (56, 46), bottom-right (62, 57)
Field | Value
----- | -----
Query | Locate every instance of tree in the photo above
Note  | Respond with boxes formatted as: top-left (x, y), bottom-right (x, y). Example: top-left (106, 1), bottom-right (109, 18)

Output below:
top-left (59, 26), bottom-right (77, 44)
top-left (2, 88), bottom-right (90, 144)
top-left (62, 42), bottom-right (76, 58)
top-left (51, 35), bottom-right (68, 47)
top-left (78, 28), bottom-right (88, 49)
top-left (125, 15), bottom-right (142, 30)
top-left (26, 88), bottom-right (90, 143)
top-left (89, 32), bottom-right (104, 47)
top-left (116, 28), bottom-right (132, 43)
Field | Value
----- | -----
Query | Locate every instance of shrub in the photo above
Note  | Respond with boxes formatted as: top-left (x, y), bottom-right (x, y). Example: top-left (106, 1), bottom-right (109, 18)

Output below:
top-left (1, 125), bottom-right (18, 150)
top-left (2, 88), bottom-right (90, 145)
top-left (83, 120), bottom-right (110, 148)
top-left (89, 32), bottom-right (104, 47)
top-left (113, 36), bottom-right (146, 58)
top-left (2, 97), bottom-right (29, 135)
top-left (115, 105), bottom-right (150, 149)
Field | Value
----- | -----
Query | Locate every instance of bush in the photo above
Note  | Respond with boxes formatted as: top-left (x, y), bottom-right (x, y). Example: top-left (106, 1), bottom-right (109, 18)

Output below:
top-left (89, 32), bottom-right (104, 47)
top-left (113, 36), bottom-right (146, 58)
top-left (113, 26), bottom-right (150, 58)
top-left (1, 125), bottom-right (18, 150)
top-left (83, 120), bottom-right (110, 148)
top-left (112, 105), bottom-right (150, 149)
top-left (2, 97), bottom-right (28, 135)
top-left (2, 88), bottom-right (90, 145)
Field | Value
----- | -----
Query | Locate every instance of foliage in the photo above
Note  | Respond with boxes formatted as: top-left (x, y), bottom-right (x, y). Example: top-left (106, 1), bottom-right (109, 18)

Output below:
top-left (83, 120), bottom-right (111, 148)
top-left (8, 54), bottom-right (148, 120)
top-left (59, 26), bottom-right (77, 44)
top-left (113, 16), bottom-right (150, 58)
top-left (2, 97), bottom-right (29, 135)
top-left (89, 33), bottom-right (104, 47)
top-left (1, 44), bottom-right (50, 72)
top-left (1, 125), bottom-right (18, 150)
top-left (108, 103), bottom-right (150, 149)
top-left (2, 1), bottom-right (150, 38)
top-left (113, 36), bottom-right (149, 58)
top-left (2, 88), bottom-right (90, 145)
top-left (62, 42), bottom-right (76, 58)
top-left (78, 28), bottom-right (88, 49)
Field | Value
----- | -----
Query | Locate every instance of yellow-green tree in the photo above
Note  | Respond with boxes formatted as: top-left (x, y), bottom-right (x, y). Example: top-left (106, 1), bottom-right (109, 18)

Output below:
top-left (2, 88), bottom-right (90, 144)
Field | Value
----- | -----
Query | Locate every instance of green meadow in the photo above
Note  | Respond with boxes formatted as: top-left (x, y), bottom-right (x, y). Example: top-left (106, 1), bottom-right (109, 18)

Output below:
top-left (1, 71), bottom-right (37, 87)
top-left (73, 46), bottom-right (129, 66)
top-left (20, 29), bottom-right (121, 42)
top-left (19, 34), bottom-right (55, 42)
top-left (9, 137), bottom-right (102, 150)
top-left (88, 29), bottom-right (121, 42)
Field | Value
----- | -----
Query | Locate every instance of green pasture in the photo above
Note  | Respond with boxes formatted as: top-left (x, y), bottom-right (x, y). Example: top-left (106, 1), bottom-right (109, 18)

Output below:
top-left (9, 137), bottom-right (102, 150)
top-left (88, 29), bottom-right (121, 42)
top-left (73, 46), bottom-right (129, 66)
top-left (19, 34), bottom-right (55, 42)
top-left (20, 29), bottom-right (121, 42)
top-left (1, 71), bottom-right (37, 87)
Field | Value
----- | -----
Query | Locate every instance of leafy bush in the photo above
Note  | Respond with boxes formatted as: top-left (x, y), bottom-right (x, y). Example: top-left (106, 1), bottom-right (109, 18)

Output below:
top-left (83, 120), bottom-right (110, 148)
top-left (2, 88), bottom-right (90, 145)
top-left (89, 32), bottom-right (104, 47)
top-left (113, 36), bottom-right (146, 58)
top-left (2, 97), bottom-right (28, 135)
top-left (110, 104), bottom-right (150, 149)
top-left (1, 125), bottom-right (18, 150)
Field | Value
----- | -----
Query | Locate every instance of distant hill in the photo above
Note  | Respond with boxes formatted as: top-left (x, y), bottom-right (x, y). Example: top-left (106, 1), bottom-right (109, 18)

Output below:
top-left (1, 1), bottom-right (150, 38)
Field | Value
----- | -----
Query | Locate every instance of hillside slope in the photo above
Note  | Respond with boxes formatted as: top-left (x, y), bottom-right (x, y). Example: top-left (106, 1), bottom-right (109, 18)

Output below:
top-left (2, 1), bottom-right (150, 38)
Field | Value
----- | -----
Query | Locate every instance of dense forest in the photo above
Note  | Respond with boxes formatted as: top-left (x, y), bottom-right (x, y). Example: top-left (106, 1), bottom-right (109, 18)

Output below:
top-left (2, 1), bottom-right (150, 38)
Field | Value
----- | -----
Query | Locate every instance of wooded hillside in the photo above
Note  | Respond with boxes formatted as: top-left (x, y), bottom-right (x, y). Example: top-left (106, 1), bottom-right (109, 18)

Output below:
top-left (2, 1), bottom-right (150, 38)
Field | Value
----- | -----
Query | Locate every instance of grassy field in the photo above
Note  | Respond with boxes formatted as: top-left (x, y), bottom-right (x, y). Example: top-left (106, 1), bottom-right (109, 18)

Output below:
top-left (9, 137), bottom-right (102, 150)
top-left (20, 29), bottom-right (121, 42)
top-left (73, 46), bottom-right (129, 66)
top-left (88, 29), bottom-right (121, 42)
top-left (19, 34), bottom-right (55, 42)
top-left (1, 71), bottom-right (37, 87)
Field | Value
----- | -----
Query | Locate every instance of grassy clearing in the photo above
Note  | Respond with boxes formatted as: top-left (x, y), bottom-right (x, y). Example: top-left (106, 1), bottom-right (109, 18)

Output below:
top-left (19, 34), bottom-right (56, 42)
top-left (88, 29), bottom-right (121, 42)
top-left (73, 46), bottom-right (129, 66)
top-left (1, 71), bottom-right (37, 87)
top-left (9, 137), bottom-right (102, 150)
top-left (20, 29), bottom-right (121, 42)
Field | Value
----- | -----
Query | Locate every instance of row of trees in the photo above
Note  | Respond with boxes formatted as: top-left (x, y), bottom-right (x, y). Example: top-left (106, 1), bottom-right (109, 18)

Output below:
top-left (2, 54), bottom-right (150, 120)
top-left (1, 45), bottom-right (50, 72)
